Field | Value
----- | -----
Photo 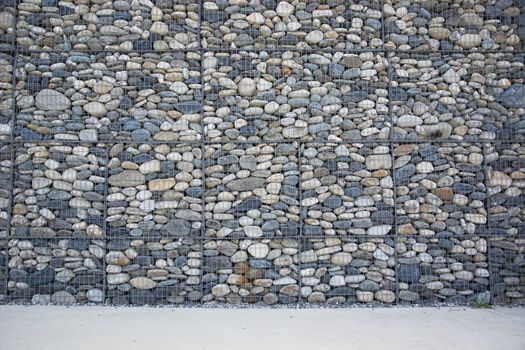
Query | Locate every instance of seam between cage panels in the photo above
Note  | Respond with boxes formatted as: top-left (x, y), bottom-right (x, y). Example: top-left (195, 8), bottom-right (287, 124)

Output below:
top-left (2, 43), bottom-right (18, 303)
top-left (101, 143), bottom-right (109, 303)
top-left (386, 48), bottom-right (400, 305)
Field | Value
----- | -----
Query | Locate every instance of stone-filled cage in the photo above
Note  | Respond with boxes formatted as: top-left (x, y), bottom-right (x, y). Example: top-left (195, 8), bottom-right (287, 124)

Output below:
top-left (0, 0), bottom-right (524, 306)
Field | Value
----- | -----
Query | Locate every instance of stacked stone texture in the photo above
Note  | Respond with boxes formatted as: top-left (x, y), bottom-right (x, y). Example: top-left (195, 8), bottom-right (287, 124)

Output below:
top-left (0, 0), bottom-right (523, 306)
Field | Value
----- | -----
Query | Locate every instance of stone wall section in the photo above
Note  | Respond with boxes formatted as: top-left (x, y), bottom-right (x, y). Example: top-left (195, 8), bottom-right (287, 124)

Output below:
top-left (0, 0), bottom-right (524, 306)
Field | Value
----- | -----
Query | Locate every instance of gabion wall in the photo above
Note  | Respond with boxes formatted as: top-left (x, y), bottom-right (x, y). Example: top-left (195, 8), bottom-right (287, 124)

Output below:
top-left (0, 0), bottom-right (524, 306)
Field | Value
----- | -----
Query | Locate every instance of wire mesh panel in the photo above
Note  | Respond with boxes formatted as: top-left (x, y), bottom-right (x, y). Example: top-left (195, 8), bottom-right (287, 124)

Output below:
top-left (105, 237), bottom-right (201, 305)
top-left (204, 142), bottom-right (300, 238)
top-left (0, 237), bottom-right (6, 302)
top-left (10, 142), bottom-right (107, 238)
top-left (16, 0), bottom-right (200, 52)
top-left (383, 0), bottom-right (524, 51)
top-left (394, 142), bottom-right (489, 236)
top-left (390, 51), bottom-right (525, 142)
top-left (15, 51), bottom-right (201, 142)
top-left (301, 142), bottom-right (394, 237)
top-left (396, 235), bottom-right (490, 305)
top-left (0, 53), bottom-right (14, 141)
top-left (106, 142), bottom-right (202, 238)
top-left (0, 0), bottom-right (15, 51)
top-left (300, 236), bottom-right (396, 304)
top-left (0, 143), bottom-right (11, 302)
top-left (489, 236), bottom-right (525, 305)
top-left (6, 237), bottom-right (105, 304)
top-left (203, 50), bottom-right (389, 142)
top-left (485, 142), bottom-right (525, 236)
top-left (202, 238), bottom-right (300, 305)
top-left (0, 143), bottom-right (12, 239)
top-left (201, 1), bottom-right (382, 50)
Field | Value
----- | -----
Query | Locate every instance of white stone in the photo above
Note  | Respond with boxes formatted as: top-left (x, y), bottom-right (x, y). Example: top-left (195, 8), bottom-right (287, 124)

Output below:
top-left (238, 78), bottom-right (256, 97)
top-left (247, 243), bottom-right (269, 258)
top-left (35, 89), bottom-right (70, 111)
top-left (83, 102), bottom-right (106, 117)
top-left (129, 277), bottom-right (157, 290)
top-left (305, 30), bottom-right (323, 44)
top-left (246, 12), bottom-right (265, 25)
top-left (244, 226), bottom-right (263, 238)
top-left (443, 69), bottom-right (460, 84)
top-left (276, 1), bottom-right (294, 17)
top-left (170, 82), bottom-right (189, 94)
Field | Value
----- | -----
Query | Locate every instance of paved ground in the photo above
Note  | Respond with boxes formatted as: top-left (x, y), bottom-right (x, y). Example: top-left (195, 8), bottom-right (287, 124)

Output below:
top-left (0, 306), bottom-right (523, 350)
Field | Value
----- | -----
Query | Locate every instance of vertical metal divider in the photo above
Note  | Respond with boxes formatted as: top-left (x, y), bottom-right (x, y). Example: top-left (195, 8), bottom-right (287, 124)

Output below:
top-left (199, 140), bottom-right (205, 304)
top-left (380, 0), bottom-right (385, 48)
top-left (482, 141), bottom-right (493, 236)
top-left (101, 142), bottom-right (109, 304)
top-left (482, 141), bottom-right (494, 303)
top-left (3, 46), bottom-right (18, 303)
top-left (2, 0), bottom-right (19, 303)
top-left (297, 140), bottom-right (303, 305)
top-left (486, 228), bottom-right (494, 303)
top-left (198, 0), bottom-right (205, 305)
top-left (386, 49), bottom-right (399, 305)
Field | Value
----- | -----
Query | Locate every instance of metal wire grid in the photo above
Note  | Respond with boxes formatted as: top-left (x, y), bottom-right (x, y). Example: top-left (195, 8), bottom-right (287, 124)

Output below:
top-left (201, 237), bottom-right (301, 305)
top-left (393, 141), bottom-right (489, 237)
top-left (204, 142), bottom-right (300, 239)
top-left (489, 235), bottom-right (525, 305)
top-left (300, 141), bottom-right (395, 237)
top-left (10, 141), bottom-right (107, 239)
top-left (383, 0), bottom-right (524, 51)
top-left (105, 236), bottom-right (202, 306)
top-left (0, 52), bottom-right (14, 141)
top-left (203, 50), bottom-right (389, 142)
top-left (106, 142), bottom-right (203, 239)
top-left (485, 141), bottom-right (525, 236)
top-left (0, 0), bottom-right (16, 51)
top-left (1, 1), bottom-right (525, 306)
top-left (13, 50), bottom-right (202, 142)
top-left (6, 236), bottom-right (105, 304)
top-left (201, 0), bottom-right (382, 51)
top-left (4, 0), bottom-right (525, 54)
top-left (15, 0), bottom-right (200, 53)
top-left (396, 235), bottom-right (491, 305)
top-left (299, 235), bottom-right (396, 304)
top-left (390, 50), bottom-right (525, 142)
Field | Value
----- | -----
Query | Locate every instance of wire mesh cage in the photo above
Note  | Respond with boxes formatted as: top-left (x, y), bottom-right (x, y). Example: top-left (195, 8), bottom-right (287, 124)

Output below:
top-left (489, 236), bottom-right (525, 305)
top-left (201, 0), bottom-right (382, 50)
top-left (396, 235), bottom-right (490, 305)
top-left (0, 52), bottom-right (14, 141)
top-left (203, 50), bottom-right (389, 142)
top-left (204, 142), bottom-right (300, 238)
top-left (301, 142), bottom-right (394, 237)
top-left (300, 236), bottom-right (396, 304)
top-left (390, 51), bottom-right (525, 142)
top-left (6, 237), bottom-right (105, 304)
top-left (202, 238), bottom-right (300, 305)
top-left (105, 237), bottom-right (201, 305)
top-left (485, 142), bottom-right (525, 236)
top-left (394, 142), bottom-right (489, 236)
top-left (16, 0), bottom-right (200, 52)
top-left (106, 142), bottom-right (203, 238)
top-left (10, 142), bottom-right (107, 238)
top-left (0, 0), bottom-right (15, 51)
top-left (0, 236), bottom-right (6, 302)
top-left (14, 50), bottom-right (202, 142)
top-left (383, 0), bottom-right (524, 51)
top-left (0, 143), bottom-right (12, 236)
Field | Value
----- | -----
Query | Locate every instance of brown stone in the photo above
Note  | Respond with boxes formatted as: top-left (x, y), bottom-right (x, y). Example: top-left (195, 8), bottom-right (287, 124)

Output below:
top-left (394, 144), bottom-right (416, 156)
top-left (433, 187), bottom-right (454, 201)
